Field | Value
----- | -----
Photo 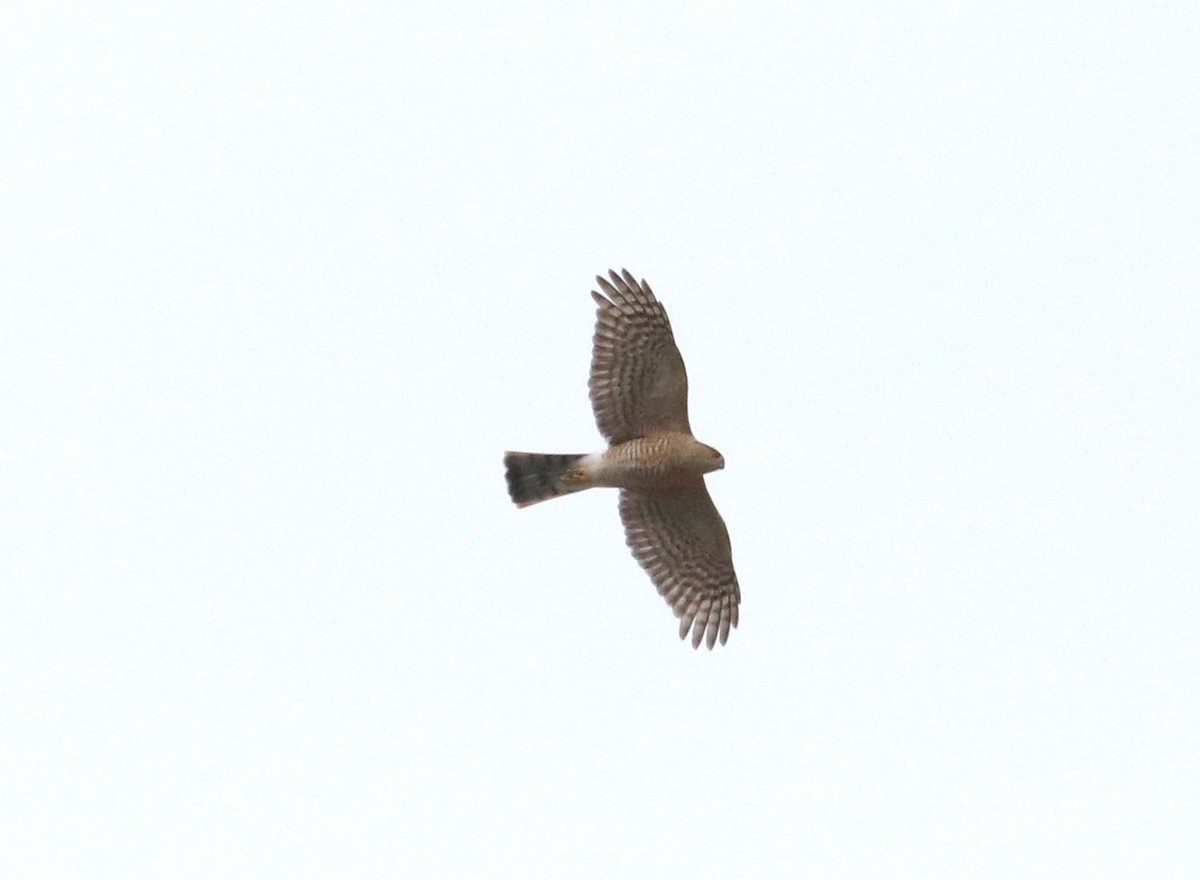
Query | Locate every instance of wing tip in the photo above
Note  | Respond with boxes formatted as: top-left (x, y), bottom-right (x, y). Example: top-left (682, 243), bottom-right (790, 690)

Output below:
top-left (677, 596), bottom-right (739, 650)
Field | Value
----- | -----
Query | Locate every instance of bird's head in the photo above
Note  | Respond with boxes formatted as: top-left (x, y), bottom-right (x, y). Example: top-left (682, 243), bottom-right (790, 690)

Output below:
top-left (699, 443), bottom-right (725, 474)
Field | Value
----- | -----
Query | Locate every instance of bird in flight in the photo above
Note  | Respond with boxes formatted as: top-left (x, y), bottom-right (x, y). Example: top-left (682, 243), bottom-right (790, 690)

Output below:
top-left (504, 269), bottom-right (740, 648)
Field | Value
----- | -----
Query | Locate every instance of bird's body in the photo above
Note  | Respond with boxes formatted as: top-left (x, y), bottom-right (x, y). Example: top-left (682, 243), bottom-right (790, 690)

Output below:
top-left (503, 270), bottom-right (740, 648)
top-left (593, 432), bottom-right (725, 490)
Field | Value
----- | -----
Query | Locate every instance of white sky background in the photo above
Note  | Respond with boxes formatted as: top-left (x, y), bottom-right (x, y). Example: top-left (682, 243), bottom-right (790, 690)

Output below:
top-left (2, 2), bottom-right (1197, 877)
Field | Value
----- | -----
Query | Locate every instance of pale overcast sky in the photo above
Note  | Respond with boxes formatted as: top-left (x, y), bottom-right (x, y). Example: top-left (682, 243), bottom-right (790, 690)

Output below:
top-left (3, 2), bottom-right (1198, 878)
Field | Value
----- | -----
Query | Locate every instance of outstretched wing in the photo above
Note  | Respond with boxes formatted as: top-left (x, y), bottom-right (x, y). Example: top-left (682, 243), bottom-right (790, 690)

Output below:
top-left (589, 269), bottom-right (691, 445)
top-left (618, 483), bottom-right (740, 649)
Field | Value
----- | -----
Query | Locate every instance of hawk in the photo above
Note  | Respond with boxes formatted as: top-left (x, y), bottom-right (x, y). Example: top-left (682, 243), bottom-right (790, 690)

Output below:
top-left (504, 269), bottom-right (740, 648)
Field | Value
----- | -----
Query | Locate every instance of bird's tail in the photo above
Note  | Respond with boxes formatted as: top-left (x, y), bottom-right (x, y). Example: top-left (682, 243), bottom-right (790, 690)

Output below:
top-left (504, 452), bottom-right (590, 508)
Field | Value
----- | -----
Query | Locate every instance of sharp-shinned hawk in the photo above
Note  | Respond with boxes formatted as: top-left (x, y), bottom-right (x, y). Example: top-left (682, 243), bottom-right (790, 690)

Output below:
top-left (504, 269), bottom-right (740, 649)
